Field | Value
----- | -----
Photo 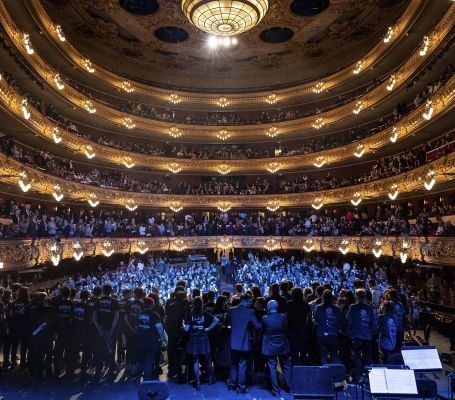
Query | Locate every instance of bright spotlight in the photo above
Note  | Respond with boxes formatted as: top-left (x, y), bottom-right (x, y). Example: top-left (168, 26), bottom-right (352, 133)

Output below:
top-left (208, 36), bottom-right (217, 48)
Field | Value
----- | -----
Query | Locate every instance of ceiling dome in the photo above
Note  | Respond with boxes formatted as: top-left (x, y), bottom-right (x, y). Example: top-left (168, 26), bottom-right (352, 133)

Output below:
top-left (181, 0), bottom-right (269, 36)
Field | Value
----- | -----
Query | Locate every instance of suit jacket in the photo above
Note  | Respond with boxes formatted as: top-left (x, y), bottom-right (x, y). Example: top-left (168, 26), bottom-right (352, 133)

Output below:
top-left (226, 303), bottom-right (260, 351)
top-left (261, 313), bottom-right (290, 356)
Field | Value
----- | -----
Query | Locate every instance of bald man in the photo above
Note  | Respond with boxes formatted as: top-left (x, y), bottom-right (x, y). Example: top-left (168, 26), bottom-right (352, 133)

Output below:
top-left (261, 300), bottom-right (292, 396)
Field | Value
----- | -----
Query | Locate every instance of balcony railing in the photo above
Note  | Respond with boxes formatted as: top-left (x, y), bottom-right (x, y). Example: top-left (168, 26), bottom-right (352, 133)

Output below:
top-left (0, 235), bottom-right (453, 269)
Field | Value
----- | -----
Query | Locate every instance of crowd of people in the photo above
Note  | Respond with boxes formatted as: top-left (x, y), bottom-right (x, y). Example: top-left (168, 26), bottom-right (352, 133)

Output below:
top-left (0, 253), bottom-right (451, 395)
top-left (1, 196), bottom-right (454, 239)
top-left (1, 129), bottom-right (454, 198)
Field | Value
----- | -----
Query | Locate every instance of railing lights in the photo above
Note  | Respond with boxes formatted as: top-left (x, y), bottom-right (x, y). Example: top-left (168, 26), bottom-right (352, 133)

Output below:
top-left (52, 185), bottom-right (64, 202)
top-left (312, 117), bottom-right (325, 129)
top-left (123, 156), bottom-right (135, 169)
top-left (54, 73), bottom-right (65, 90)
top-left (168, 163), bottom-right (182, 174)
top-left (22, 33), bottom-right (34, 55)
top-left (383, 26), bottom-right (394, 43)
top-left (83, 59), bottom-right (95, 73)
top-left (388, 183), bottom-right (399, 200)
top-left (351, 192), bottom-right (362, 206)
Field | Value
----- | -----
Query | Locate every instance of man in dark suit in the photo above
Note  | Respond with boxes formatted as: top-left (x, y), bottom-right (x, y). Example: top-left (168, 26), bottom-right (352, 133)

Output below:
top-left (225, 294), bottom-right (260, 394)
top-left (262, 300), bottom-right (292, 397)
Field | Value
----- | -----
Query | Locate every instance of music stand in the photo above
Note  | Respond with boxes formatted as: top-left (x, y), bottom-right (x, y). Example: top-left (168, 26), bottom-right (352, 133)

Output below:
top-left (368, 367), bottom-right (418, 399)
top-left (401, 346), bottom-right (443, 373)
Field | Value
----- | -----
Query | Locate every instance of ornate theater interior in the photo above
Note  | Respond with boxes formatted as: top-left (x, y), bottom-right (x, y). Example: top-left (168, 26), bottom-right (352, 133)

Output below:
top-left (0, 0), bottom-right (454, 399)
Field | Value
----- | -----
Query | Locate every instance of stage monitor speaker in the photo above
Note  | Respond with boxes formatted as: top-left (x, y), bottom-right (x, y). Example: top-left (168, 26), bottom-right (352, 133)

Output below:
top-left (292, 366), bottom-right (335, 399)
top-left (137, 380), bottom-right (169, 400)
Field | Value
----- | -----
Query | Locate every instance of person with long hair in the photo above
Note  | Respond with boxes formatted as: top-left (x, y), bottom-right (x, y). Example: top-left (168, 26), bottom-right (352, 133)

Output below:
top-left (183, 296), bottom-right (218, 390)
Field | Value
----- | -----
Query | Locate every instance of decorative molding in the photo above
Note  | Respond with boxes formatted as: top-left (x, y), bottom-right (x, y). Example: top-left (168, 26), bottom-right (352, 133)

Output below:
top-left (0, 235), bottom-right (452, 270)
top-left (28, 0), bottom-right (424, 105)
top-left (0, 150), bottom-right (454, 209)
top-left (0, 75), bottom-right (454, 173)
top-left (2, 1), bottom-right (453, 137)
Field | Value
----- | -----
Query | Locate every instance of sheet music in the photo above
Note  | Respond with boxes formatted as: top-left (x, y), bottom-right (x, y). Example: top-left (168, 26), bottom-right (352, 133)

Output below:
top-left (369, 368), bottom-right (417, 395)
top-left (402, 348), bottom-right (442, 371)
top-left (384, 370), bottom-right (417, 395)
top-left (369, 369), bottom-right (388, 394)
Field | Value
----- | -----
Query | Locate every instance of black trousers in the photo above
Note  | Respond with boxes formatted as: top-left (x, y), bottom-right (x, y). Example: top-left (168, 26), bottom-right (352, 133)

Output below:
top-left (29, 337), bottom-right (53, 380)
top-left (54, 330), bottom-right (71, 376)
top-left (351, 339), bottom-right (372, 380)
top-left (137, 342), bottom-right (160, 380)
top-left (265, 354), bottom-right (292, 393)
top-left (95, 333), bottom-right (116, 374)
top-left (10, 328), bottom-right (27, 366)
top-left (228, 350), bottom-right (250, 389)
top-left (166, 330), bottom-right (181, 378)
top-left (317, 335), bottom-right (339, 365)
top-left (288, 330), bottom-right (308, 365)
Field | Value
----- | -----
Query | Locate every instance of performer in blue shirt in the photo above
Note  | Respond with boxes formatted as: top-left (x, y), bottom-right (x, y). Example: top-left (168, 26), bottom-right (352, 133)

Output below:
top-left (347, 289), bottom-right (376, 381)
top-left (377, 301), bottom-right (397, 363)
top-left (313, 289), bottom-right (342, 364)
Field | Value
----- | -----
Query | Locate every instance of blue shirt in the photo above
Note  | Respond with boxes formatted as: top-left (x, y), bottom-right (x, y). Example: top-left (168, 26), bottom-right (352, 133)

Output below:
top-left (347, 302), bottom-right (376, 341)
top-left (392, 301), bottom-right (405, 332)
top-left (314, 303), bottom-right (342, 337)
top-left (377, 314), bottom-right (397, 351)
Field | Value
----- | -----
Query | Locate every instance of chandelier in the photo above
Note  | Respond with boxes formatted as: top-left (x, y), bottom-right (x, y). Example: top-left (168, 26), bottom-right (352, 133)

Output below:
top-left (181, 0), bottom-right (269, 36)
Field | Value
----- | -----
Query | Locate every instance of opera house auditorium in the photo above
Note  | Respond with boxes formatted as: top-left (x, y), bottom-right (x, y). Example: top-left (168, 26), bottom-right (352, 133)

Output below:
top-left (0, 0), bottom-right (454, 399)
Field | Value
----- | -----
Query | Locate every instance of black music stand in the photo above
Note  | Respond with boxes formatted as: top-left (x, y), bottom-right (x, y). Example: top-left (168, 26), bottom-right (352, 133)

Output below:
top-left (292, 366), bottom-right (335, 399)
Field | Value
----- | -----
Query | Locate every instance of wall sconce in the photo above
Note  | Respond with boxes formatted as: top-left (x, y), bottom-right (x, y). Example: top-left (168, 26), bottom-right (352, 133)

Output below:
top-left (314, 156), bottom-right (326, 168)
top-left (121, 80), bottom-right (134, 93)
top-left (266, 94), bottom-right (277, 104)
top-left (52, 185), bottom-right (64, 201)
top-left (88, 193), bottom-right (99, 207)
top-left (123, 156), bottom-right (135, 169)
top-left (383, 26), bottom-right (393, 43)
top-left (84, 145), bottom-right (95, 159)
top-left (217, 164), bottom-right (231, 175)
top-left (169, 93), bottom-right (181, 104)
top-left (122, 117), bottom-right (135, 130)
top-left (168, 163), bottom-right (182, 174)
top-left (351, 192), bottom-right (362, 206)
top-left (125, 199), bottom-right (138, 211)
top-left (54, 73), bottom-right (65, 90)
top-left (311, 198), bottom-right (324, 210)
top-left (266, 127), bottom-right (278, 138)
top-left (169, 127), bottom-right (182, 138)
top-left (83, 59), bottom-right (95, 73)
top-left (388, 183), bottom-right (398, 200)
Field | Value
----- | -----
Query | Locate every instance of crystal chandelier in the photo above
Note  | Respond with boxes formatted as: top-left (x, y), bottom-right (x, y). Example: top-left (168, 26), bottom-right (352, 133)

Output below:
top-left (181, 0), bottom-right (269, 36)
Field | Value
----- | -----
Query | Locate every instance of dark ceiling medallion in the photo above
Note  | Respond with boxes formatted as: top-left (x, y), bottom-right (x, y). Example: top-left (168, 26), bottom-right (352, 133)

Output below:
top-left (154, 26), bottom-right (189, 43)
top-left (290, 0), bottom-right (330, 17)
top-left (260, 27), bottom-right (294, 44)
top-left (119, 0), bottom-right (160, 16)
